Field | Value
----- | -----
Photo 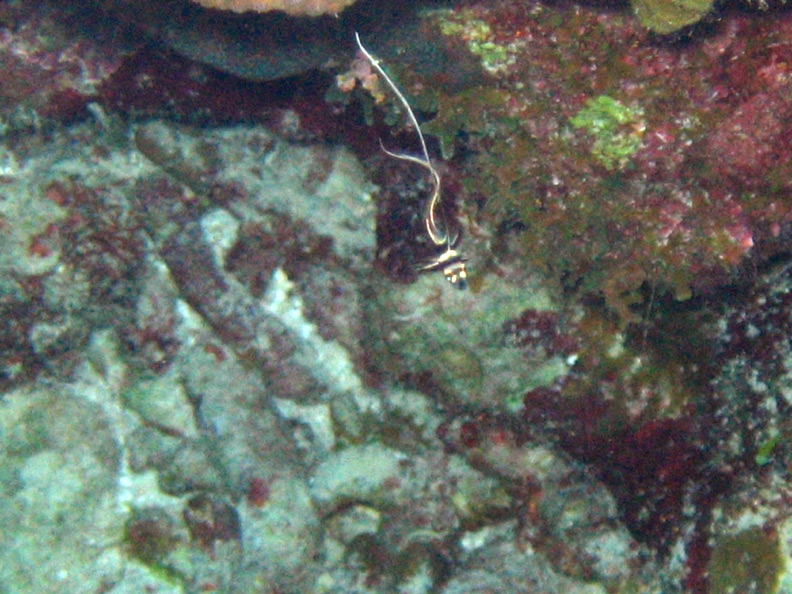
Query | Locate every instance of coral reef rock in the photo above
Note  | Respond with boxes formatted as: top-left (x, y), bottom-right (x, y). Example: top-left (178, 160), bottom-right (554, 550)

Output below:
top-left (188, 0), bottom-right (358, 16)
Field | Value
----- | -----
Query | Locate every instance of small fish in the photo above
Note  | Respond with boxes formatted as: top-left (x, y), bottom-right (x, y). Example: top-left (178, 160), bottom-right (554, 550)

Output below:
top-left (355, 33), bottom-right (468, 290)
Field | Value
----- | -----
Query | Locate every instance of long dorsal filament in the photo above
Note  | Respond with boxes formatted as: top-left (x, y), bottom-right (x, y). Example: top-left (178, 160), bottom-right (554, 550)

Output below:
top-left (355, 33), bottom-right (467, 290)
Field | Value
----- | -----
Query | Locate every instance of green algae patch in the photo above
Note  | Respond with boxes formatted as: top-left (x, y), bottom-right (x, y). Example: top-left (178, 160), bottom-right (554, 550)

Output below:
top-left (631, 0), bottom-right (713, 34)
top-left (708, 527), bottom-right (783, 594)
top-left (430, 8), bottom-right (515, 75)
top-left (570, 95), bottom-right (645, 170)
top-left (755, 428), bottom-right (782, 466)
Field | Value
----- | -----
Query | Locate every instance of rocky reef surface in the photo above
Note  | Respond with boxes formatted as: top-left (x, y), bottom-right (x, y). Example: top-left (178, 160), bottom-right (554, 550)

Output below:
top-left (4, 0), bottom-right (792, 593)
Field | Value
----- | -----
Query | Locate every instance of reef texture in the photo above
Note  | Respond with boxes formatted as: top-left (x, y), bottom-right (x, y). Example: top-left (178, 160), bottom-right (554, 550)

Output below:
top-left (631, 0), bottom-right (714, 34)
top-left (0, 0), bottom-right (139, 130)
top-left (188, 0), bottom-right (358, 16)
top-left (5, 1), bottom-right (792, 594)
